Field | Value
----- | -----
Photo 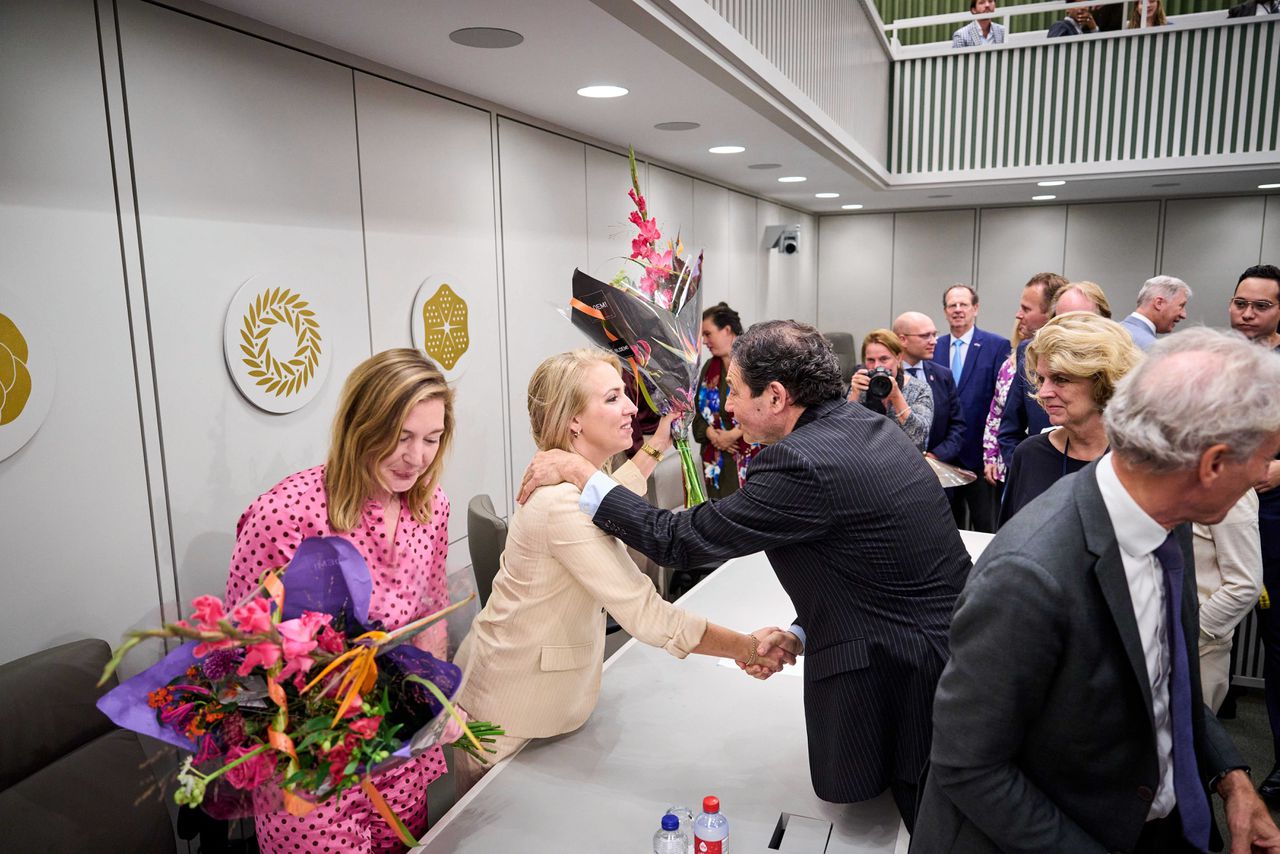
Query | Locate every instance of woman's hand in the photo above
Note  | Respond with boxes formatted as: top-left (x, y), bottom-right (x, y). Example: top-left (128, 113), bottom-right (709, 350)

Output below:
top-left (887, 378), bottom-right (908, 412)
top-left (848, 370), bottom-right (870, 402)
top-left (647, 410), bottom-right (679, 455)
top-left (442, 706), bottom-right (471, 745)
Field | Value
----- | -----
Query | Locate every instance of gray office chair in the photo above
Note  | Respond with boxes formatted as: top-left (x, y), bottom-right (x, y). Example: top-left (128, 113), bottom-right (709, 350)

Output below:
top-left (467, 494), bottom-right (508, 608)
top-left (823, 331), bottom-right (856, 386)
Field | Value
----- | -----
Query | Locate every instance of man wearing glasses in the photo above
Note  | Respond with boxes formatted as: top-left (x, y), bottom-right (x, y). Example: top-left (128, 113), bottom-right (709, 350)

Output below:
top-left (1229, 265), bottom-right (1280, 804)
top-left (893, 312), bottom-right (966, 473)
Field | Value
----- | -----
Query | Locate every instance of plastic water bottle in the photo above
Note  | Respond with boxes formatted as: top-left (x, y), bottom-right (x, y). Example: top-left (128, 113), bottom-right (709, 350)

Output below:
top-left (654, 813), bottom-right (689, 854)
top-left (693, 795), bottom-right (729, 854)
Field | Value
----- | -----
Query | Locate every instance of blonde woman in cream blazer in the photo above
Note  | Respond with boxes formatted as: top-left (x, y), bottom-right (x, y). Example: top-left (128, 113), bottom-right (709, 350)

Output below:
top-left (453, 349), bottom-right (788, 790)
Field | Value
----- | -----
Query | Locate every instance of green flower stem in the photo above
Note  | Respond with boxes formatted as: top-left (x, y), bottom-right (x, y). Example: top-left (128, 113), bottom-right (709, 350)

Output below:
top-left (673, 435), bottom-right (707, 507)
top-left (403, 676), bottom-right (483, 753)
top-left (204, 742), bottom-right (273, 784)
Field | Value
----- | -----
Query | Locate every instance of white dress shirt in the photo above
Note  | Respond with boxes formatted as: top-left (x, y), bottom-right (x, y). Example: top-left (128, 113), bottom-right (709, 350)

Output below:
top-left (1095, 454), bottom-right (1177, 820)
top-left (1127, 312), bottom-right (1157, 336)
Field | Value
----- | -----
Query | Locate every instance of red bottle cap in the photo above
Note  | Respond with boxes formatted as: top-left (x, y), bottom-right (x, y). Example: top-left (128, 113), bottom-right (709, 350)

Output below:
top-left (702, 796), bottom-right (720, 813)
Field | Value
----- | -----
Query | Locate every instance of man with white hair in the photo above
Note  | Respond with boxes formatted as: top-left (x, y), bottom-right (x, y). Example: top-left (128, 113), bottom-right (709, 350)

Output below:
top-left (1121, 275), bottom-right (1192, 350)
top-left (915, 327), bottom-right (1280, 852)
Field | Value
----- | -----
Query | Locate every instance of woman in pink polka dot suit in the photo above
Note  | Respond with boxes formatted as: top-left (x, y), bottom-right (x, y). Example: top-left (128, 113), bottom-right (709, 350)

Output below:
top-left (226, 349), bottom-right (456, 853)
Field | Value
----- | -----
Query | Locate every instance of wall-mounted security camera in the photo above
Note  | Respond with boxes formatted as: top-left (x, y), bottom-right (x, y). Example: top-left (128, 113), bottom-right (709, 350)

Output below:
top-left (763, 224), bottom-right (801, 255)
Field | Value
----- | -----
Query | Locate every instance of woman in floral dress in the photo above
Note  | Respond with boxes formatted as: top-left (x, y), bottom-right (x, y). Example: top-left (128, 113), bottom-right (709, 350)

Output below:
top-left (692, 302), bottom-right (759, 498)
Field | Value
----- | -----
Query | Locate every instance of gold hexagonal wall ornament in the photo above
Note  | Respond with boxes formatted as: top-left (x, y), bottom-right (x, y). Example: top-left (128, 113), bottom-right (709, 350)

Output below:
top-left (419, 282), bottom-right (469, 371)
top-left (0, 312), bottom-right (32, 425)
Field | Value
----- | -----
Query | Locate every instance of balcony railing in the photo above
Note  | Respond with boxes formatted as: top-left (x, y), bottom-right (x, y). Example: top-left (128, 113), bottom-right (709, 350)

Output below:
top-left (889, 15), bottom-right (1278, 176)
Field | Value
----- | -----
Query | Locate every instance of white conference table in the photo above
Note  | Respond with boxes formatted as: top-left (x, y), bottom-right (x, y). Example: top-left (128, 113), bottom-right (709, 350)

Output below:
top-left (415, 530), bottom-right (993, 854)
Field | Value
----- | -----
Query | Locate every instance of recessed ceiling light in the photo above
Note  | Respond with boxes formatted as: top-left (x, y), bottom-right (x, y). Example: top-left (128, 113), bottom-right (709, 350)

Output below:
top-left (815, 192), bottom-right (840, 199)
top-left (654, 121), bottom-right (699, 131)
top-left (448, 27), bottom-right (524, 48)
top-left (708, 145), bottom-right (746, 154)
top-left (1037, 180), bottom-right (1066, 187)
top-left (748, 163), bottom-right (781, 170)
top-left (1261, 183), bottom-right (1280, 190)
top-left (1152, 182), bottom-right (1181, 188)
top-left (928, 194), bottom-right (953, 199)
top-left (778, 176), bottom-right (807, 183)
top-left (841, 204), bottom-right (864, 210)
top-left (1032, 194), bottom-right (1057, 201)
top-left (577, 85), bottom-right (628, 98)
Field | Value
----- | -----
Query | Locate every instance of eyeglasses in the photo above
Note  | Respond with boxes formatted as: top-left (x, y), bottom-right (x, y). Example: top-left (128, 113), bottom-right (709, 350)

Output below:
top-left (901, 331), bottom-right (939, 340)
top-left (1230, 298), bottom-right (1278, 313)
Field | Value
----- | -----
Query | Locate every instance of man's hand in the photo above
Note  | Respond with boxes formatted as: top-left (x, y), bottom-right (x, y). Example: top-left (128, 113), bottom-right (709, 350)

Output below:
top-left (1218, 769), bottom-right (1280, 853)
top-left (983, 462), bottom-right (1000, 486)
top-left (1257, 460), bottom-right (1280, 494)
top-left (737, 627), bottom-right (802, 679)
top-left (517, 450), bottom-right (596, 504)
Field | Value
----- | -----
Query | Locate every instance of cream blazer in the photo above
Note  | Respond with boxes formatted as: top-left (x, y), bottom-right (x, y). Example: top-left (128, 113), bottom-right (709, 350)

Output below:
top-left (456, 461), bottom-right (708, 739)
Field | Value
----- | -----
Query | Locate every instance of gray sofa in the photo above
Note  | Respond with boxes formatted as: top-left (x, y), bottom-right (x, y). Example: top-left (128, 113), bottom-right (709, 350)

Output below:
top-left (0, 638), bottom-right (176, 853)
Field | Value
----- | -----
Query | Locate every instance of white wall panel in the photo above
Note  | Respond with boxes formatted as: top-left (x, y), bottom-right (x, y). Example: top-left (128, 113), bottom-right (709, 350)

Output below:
top-left (893, 209), bottom-right (976, 331)
top-left (0, 0), bottom-right (158, 660)
top-left (1161, 197), bottom-right (1266, 329)
top-left (817, 214), bottom-right (895, 347)
top-left (353, 73), bottom-right (505, 548)
top-left (1263, 196), bottom-right (1280, 265)
top-left (692, 180), bottom-right (731, 312)
top-left (118, 1), bottom-right (370, 603)
top-left (727, 191), bottom-right (762, 325)
top-left (585, 146), bottom-right (635, 282)
top-left (974, 206), bottom-right (1065, 341)
top-left (757, 202), bottom-right (817, 326)
top-left (497, 119), bottom-right (588, 509)
top-left (644, 165), bottom-right (696, 253)
top-left (1064, 202), bottom-right (1160, 308)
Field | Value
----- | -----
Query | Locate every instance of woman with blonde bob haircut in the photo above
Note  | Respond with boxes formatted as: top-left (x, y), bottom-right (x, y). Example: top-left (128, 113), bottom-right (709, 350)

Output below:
top-left (454, 348), bottom-right (786, 791)
top-left (226, 348), bottom-right (459, 853)
top-left (998, 312), bottom-right (1143, 527)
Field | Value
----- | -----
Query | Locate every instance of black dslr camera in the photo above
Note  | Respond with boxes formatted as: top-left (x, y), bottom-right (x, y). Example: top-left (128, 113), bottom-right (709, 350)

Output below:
top-left (859, 367), bottom-right (895, 415)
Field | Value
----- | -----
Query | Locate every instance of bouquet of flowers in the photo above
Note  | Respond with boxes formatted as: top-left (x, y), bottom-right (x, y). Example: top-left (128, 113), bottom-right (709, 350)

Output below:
top-left (571, 147), bottom-right (707, 506)
top-left (96, 537), bottom-right (501, 846)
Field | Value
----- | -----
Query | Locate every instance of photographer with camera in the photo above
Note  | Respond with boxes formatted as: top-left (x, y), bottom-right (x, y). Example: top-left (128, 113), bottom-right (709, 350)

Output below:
top-left (848, 329), bottom-right (934, 451)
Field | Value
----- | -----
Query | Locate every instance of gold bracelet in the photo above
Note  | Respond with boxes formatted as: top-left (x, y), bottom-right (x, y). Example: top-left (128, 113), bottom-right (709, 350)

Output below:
top-left (744, 634), bottom-right (759, 667)
top-left (638, 443), bottom-right (663, 462)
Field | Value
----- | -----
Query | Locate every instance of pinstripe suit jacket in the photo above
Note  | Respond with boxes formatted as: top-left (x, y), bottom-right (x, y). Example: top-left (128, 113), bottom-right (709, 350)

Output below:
top-left (456, 462), bottom-right (707, 740)
top-left (593, 397), bottom-right (972, 801)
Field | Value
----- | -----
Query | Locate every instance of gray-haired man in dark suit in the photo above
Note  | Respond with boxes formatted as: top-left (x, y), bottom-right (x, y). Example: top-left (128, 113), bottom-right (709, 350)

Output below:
top-left (519, 320), bottom-right (971, 830)
top-left (913, 327), bottom-right (1280, 853)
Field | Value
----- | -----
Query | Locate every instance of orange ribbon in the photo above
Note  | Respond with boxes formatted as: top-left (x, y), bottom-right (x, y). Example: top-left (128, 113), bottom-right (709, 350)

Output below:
top-left (261, 571), bottom-right (314, 817)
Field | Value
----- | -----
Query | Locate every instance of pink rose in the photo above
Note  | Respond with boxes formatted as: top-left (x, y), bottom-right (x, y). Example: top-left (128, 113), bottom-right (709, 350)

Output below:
top-left (275, 612), bottom-right (330, 681)
top-left (347, 716), bottom-right (383, 740)
top-left (231, 597), bottom-right (273, 636)
top-left (236, 640), bottom-right (282, 676)
top-left (315, 625), bottom-right (345, 655)
top-left (223, 744), bottom-right (278, 791)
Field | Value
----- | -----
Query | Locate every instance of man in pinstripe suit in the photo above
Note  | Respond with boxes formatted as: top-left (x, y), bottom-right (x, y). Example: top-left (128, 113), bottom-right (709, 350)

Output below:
top-left (518, 320), bottom-right (972, 829)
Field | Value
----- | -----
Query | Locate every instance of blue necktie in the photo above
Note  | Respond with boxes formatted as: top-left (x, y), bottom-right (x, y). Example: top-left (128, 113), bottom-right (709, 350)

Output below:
top-left (951, 340), bottom-right (965, 384)
top-left (1153, 532), bottom-right (1210, 852)
top-left (907, 365), bottom-right (921, 379)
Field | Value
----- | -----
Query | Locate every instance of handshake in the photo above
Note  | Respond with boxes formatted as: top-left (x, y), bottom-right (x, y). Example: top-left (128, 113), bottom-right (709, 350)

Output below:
top-left (736, 627), bottom-right (803, 680)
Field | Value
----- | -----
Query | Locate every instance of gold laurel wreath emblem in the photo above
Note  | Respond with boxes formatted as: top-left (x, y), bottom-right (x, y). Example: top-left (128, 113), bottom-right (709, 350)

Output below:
top-left (239, 288), bottom-right (322, 398)
top-left (0, 312), bottom-right (33, 425)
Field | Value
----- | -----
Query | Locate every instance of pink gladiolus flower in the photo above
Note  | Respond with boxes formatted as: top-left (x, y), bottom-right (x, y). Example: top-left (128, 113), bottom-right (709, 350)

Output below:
top-left (223, 744), bottom-right (277, 791)
top-left (188, 595), bottom-right (225, 630)
top-left (237, 640), bottom-right (282, 676)
top-left (231, 597), bottom-right (273, 636)
top-left (347, 716), bottom-right (383, 740)
top-left (628, 188), bottom-right (647, 216)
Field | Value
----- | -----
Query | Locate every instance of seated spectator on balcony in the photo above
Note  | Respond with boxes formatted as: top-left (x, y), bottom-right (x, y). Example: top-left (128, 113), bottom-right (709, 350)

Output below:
top-left (952, 0), bottom-right (1006, 48)
top-left (1050, 280), bottom-right (1112, 318)
top-left (1127, 0), bottom-right (1169, 28)
top-left (998, 313), bottom-right (1142, 528)
top-left (1229, 0), bottom-right (1280, 17)
top-left (1048, 4), bottom-right (1100, 37)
